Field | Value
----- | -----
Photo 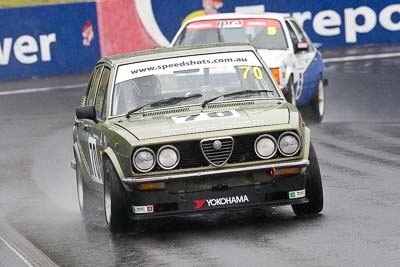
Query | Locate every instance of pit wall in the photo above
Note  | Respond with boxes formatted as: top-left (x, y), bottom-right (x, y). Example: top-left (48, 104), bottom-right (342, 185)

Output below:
top-left (1, 0), bottom-right (399, 80)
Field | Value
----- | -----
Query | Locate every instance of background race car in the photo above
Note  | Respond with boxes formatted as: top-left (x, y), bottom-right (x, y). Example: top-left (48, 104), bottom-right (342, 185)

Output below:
top-left (171, 13), bottom-right (328, 122)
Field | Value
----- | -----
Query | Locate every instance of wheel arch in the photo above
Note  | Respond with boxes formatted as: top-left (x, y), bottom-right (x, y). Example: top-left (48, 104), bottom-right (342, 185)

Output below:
top-left (302, 126), bottom-right (311, 161)
top-left (103, 147), bottom-right (126, 182)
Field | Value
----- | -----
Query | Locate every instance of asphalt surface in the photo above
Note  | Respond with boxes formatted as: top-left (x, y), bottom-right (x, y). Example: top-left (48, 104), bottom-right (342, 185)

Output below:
top-left (1, 48), bottom-right (400, 266)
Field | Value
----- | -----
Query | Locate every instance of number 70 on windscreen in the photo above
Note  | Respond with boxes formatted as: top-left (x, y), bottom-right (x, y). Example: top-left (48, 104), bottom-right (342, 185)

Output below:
top-left (239, 66), bottom-right (264, 80)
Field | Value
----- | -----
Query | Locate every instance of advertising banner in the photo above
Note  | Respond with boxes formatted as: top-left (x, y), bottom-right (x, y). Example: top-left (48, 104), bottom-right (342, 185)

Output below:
top-left (1, 1), bottom-right (399, 81)
top-left (0, 3), bottom-right (100, 80)
top-left (142, 0), bottom-right (400, 49)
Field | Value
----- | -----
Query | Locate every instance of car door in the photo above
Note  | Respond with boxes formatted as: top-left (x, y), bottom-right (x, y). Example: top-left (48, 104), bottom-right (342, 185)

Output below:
top-left (286, 19), bottom-right (317, 105)
top-left (76, 65), bottom-right (104, 186)
top-left (86, 66), bottom-right (111, 191)
top-left (290, 19), bottom-right (324, 106)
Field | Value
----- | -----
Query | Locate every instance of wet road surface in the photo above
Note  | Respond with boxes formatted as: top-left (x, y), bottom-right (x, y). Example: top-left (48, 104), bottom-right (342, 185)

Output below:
top-left (0, 51), bottom-right (400, 266)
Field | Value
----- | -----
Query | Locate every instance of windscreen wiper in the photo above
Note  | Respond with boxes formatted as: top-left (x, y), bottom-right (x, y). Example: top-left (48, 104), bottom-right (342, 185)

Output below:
top-left (201, 90), bottom-right (275, 108)
top-left (126, 94), bottom-right (203, 118)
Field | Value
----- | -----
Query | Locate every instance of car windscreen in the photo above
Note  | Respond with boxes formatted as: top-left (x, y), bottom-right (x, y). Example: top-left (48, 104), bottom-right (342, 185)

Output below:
top-left (111, 51), bottom-right (280, 116)
top-left (174, 19), bottom-right (288, 50)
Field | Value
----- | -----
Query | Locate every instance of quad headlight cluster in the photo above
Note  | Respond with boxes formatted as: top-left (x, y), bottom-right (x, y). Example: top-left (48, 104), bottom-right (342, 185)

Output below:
top-left (133, 145), bottom-right (180, 172)
top-left (254, 131), bottom-right (300, 159)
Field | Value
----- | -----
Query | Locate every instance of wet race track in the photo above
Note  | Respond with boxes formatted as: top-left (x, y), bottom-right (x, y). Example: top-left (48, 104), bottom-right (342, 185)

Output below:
top-left (1, 48), bottom-right (400, 266)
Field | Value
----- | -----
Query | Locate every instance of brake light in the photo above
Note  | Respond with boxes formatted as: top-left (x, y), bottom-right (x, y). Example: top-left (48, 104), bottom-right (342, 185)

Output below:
top-left (271, 68), bottom-right (280, 85)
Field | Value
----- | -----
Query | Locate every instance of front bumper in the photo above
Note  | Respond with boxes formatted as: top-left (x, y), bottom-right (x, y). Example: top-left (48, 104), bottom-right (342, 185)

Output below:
top-left (121, 159), bottom-right (309, 184)
top-left (124, 159), bottom-right (309, 220)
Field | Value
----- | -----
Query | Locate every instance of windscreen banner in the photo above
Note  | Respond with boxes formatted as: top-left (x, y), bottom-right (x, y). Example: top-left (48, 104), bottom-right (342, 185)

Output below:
top-left (0, 3), bottom-right (100, 80)
top-left (116, 51), bottom-right (260, 83)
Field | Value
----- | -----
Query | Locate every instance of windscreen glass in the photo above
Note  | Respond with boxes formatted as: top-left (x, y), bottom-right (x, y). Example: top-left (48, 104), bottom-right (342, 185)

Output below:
top-left (175, 19), bottom-right (288, 50)
top-left (112, 51), bottom-right (279, 116)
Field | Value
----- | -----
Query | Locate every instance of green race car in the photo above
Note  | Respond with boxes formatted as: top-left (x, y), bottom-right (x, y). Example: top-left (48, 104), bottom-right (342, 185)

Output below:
top-left (72, 44), bottom-right (323, 232)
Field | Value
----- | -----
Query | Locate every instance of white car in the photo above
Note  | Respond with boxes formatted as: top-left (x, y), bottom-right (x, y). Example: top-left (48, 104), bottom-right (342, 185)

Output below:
top-left (171, 13), bottom-right (328, 122)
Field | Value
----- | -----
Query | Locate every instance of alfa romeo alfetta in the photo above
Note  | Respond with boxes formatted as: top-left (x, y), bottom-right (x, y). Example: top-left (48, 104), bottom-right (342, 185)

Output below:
top-left (72, 44), bottom-right (323, 232)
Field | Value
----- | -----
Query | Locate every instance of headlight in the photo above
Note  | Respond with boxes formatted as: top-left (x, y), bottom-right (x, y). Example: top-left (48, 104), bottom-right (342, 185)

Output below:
top-left (133, 148), bottom-right (156, 172)
top-left (278, 132), bottom-right (300, 156)
top-left (254, 134), bottom-right (277, 159)
top-left (157, 145), bottom-right (180, 170)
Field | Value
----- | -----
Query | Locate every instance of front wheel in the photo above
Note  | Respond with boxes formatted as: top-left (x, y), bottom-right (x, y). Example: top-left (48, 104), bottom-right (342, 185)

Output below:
top-left (303, 76), bottom-right (325, 123)
top-left (104, 159), bottom-right (129, 233)
top-left (292, 143), bottom-right (323, 216)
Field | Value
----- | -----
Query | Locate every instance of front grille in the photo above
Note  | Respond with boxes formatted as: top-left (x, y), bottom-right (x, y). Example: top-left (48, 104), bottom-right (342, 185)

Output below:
top-left (229, 134), bottom-right (259, 163)
top-left (166, 170), bottom-right (272, 193)
top-left (200, 137), bottom-right (234, 166)
top-left (132, 132), bottom-right (300, 173)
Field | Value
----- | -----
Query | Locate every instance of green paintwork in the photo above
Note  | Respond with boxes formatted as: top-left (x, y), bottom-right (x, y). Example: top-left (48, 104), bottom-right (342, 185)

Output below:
top-left (117, 102), bottom-right (289, 140)
top-left (73, 44), bottom-right (311, 192)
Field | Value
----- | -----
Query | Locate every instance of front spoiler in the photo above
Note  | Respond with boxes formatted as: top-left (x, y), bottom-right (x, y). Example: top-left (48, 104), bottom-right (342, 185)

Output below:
top-left (128, 173), bottom-right (307, 220)
top-left (130, 198), bottom-right (308, 220)
top-left (121, 159), bottom-right (309, 184)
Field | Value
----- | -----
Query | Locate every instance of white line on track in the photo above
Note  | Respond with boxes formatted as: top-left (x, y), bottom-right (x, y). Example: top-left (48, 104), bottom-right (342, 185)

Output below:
top-left (0, 83), bottom-right (85, 96)
top-left (0, 235), bottom-right (33, 267)
top-left (324, 51), bottom-right (400, 63)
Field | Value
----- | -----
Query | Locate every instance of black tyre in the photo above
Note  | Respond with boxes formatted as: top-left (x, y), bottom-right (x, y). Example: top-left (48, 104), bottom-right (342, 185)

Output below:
top-left (104, 159), bottom-right (129, 233)
top-left (292, 143), bottom-right (323, 216)
top-left (303, 76), bottom-right (325, 123)
top-left (76, 160), bottom-right (95, 219)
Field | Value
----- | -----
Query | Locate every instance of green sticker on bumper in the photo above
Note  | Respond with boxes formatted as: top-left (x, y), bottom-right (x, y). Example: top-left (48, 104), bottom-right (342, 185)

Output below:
top-left (289, 189), bottom-right (306, 199)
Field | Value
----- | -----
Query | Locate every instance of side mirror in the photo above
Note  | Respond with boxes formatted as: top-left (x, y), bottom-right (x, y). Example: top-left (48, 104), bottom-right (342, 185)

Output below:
top-left (295, 42), bottom-right (309, 52)
top-left (76, 106), bottom-right (97, 122)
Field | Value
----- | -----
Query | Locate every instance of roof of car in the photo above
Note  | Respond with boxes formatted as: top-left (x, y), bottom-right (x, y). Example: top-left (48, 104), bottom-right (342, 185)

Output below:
top-left (183, 12), bottom-right (292, 24)
top-left (100, 43), bottom-right (258, 66)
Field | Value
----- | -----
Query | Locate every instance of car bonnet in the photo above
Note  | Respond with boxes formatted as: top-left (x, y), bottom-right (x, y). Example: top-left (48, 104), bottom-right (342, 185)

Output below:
top-left (115, 102), bottom-right (290, 140)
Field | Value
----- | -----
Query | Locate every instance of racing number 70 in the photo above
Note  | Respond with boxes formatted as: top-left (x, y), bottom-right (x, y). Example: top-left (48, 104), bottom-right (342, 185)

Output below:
top-left (178, 111), bottom-right (235, 122)
top-left (239, 66), bottom-right (263, 80)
